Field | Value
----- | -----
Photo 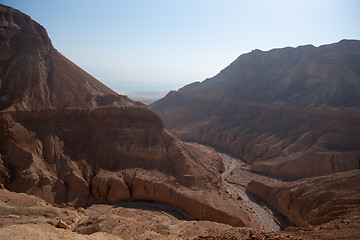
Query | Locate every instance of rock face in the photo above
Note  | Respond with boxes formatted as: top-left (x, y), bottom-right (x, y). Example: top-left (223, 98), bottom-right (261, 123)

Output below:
top-left (0, 5), bottom-right (261, 228)
top-left (151, 40), bottom-right (360, 179)
top-left (246, 169), bottom-right (360, 227)
top-left (0, 4), bottom-right (123, 111)
top-left (5, 188), bottom-right (357, 240)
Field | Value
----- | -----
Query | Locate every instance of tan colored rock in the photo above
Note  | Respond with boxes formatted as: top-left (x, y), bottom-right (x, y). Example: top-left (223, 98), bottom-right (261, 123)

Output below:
top-left (55, 220), bottom-right (70, 229)
top-left (246, 169), bottom-right (360, 227)
top-left (91, 171), bottom-right (130, 203)
top-left (126, 173), bottom-right (259, 227)
top-left (1, 188), bottom-right (359, 240)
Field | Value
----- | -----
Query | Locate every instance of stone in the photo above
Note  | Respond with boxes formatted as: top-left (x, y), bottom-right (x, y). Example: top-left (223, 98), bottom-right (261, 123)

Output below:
top-left (151, 40), bottom-right (360, 179)
top-left (0, 4), bottom-right (259, 228)
top-left (55, 220), bottom-right (69, 229)
top-left (246, 169), bottom-right (360, 227)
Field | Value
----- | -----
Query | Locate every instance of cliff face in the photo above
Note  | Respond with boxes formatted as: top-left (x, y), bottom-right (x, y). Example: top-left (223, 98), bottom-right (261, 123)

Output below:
top-left (152, 40), bottom-right (360, 179)
top-left (0, 5), bottom-right (261, 228)
top-left (246, 170), bottom-right (360, 227)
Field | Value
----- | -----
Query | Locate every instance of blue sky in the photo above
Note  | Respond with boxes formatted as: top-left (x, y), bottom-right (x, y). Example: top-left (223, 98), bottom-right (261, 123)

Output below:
top-left (2, 0), bottom-right (360, 92)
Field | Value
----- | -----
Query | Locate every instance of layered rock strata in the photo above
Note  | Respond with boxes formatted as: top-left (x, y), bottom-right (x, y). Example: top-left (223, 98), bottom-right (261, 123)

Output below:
top-left (246, 169), bottom-right (360, 227)
top-left (152, 40), bottom-right (360, 179)
top-left (0, 5), bottom-right (260, 228)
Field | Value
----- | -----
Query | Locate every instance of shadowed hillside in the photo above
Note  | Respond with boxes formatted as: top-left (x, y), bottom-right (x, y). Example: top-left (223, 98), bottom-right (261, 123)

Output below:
top-left (0, 4), bottom-right (261, 228)
top-left (152, 40), bottom-right (360, 180)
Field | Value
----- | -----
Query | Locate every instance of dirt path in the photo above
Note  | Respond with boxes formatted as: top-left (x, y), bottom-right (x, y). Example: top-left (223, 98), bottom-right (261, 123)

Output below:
top-left (220, 153), bottom-right (281, 231)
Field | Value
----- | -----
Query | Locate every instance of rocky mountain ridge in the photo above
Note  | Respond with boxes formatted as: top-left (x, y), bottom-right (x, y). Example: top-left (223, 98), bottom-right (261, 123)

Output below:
top-left (0, 4), bottom-right (260, 228)
top-left (1, 4), bottom-right (360, 239)
top-left (176, 40), bottom-right (360, 107)
top-left (152, 39), bottom-right (360, 180)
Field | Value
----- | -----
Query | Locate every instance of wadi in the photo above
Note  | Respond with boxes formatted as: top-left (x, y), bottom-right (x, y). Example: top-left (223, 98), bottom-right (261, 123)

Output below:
top-left (0, 4), bottom-right (359, 240)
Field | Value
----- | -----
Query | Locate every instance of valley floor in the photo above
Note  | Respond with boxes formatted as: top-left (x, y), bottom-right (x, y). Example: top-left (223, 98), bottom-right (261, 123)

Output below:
top-left (220, 151), bottom-right (281, 231)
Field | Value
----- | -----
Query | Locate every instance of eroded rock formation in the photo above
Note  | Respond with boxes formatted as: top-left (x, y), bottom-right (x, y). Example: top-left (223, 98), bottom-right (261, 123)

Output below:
top-left (0, 5), bottom-right (261, 228)
top-left (152, 40), bottom-right (360, 179)
top-left (246, 170), bottom-right (360, 227)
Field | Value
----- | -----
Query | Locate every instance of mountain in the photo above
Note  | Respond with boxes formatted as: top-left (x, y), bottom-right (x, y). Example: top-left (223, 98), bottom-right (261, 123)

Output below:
top-left (151, 40), bottom-right (360, 180)
top-left (0, 4), bottom-right (125, 111)
top-left (1, 5), bottom-right (360, 239)
top-left (0, 4), bottom-right (263, 228)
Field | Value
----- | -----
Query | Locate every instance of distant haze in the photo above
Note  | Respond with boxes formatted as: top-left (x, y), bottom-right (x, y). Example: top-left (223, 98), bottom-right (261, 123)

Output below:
top-left (2, 0), bottom-right (360, 93)
top-left (117, 90), bottom-right (168, 105)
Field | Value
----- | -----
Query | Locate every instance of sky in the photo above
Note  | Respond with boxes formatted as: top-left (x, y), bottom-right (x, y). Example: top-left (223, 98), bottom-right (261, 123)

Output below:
top-left (2, 0), bottom-right (360, 93)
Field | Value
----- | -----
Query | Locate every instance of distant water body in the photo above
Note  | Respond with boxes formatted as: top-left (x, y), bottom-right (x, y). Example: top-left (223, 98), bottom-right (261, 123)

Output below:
top-left (117, 90), bottom-right (168, 105)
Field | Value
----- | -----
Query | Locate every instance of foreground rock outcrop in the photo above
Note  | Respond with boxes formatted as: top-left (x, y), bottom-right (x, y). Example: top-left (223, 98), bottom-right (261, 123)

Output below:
top-left (0, 4), bottom-right (261, 228)
top-left (1, 188), bottom-right (359, 239)
top-left (246, 169), bottom-right (360, 227)
top-left (152, 40), bottom-right (360, 179)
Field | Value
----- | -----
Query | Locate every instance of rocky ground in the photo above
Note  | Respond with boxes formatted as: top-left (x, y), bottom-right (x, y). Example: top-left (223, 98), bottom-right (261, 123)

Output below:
top-left (0, 188), bottom-right (310, 240)
top-left (1, 4), bottom-right (359, 240)
top-left (0, 4), bottom-right (260, 229)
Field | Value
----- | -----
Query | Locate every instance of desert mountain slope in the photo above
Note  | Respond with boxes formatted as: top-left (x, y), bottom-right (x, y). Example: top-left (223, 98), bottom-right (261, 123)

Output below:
top-left (176, 40), bottom-right (360, 107)
top-left (0, 5), bottom-right (135, 111)
top-left (151, 40), bottom-right (360, 179)
top-left (0, 4), bottom-right (261, 228)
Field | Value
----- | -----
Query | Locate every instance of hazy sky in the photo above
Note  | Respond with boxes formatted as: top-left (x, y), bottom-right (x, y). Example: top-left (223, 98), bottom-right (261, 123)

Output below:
top-left (2, 0), bottom-right (360, 92)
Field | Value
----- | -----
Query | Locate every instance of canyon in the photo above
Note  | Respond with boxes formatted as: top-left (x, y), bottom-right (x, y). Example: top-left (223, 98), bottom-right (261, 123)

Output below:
top-left (151, 39), bottom-right (360, 180)
top-left (0, 4), bottom-right (260, 232)
top-left (151, 33), bottom-right (360, 238)
top-left (1, 3), bottom-right (360, 239)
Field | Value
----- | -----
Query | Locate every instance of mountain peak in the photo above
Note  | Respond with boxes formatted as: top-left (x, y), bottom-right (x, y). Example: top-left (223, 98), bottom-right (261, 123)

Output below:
top-left (152, 40), bottom-right (360, 178)
top-left (0, 4), bottom-right (53, 58)
top-left (179, 40), bottom-right (360, 108)
top-left (0, 4), bottom-right (140, 111)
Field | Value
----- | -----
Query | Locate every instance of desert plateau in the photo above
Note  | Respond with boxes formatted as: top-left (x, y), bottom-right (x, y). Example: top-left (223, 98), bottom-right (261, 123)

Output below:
top-left (1, 3), bottom-right (360, 240)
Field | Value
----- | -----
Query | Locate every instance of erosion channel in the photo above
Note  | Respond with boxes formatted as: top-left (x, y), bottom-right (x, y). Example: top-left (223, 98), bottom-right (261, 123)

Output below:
top-left (219, 151), bottom-right (281, 231)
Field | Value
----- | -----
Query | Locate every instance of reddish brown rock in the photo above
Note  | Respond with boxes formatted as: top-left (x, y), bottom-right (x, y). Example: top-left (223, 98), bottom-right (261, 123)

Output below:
top-left (0, 5), bottom-right (126, 111)
top-left (91, 170), bottom-right (130, 203)
top-left (0, 4), bottom-right (260, 228)
top-left (246, 170), bottom-right (360, 227)
top-left (123, 171), bottom-right (255, 227)
top-left (152, 41), bottom-right (360, 179)
top-left (251, 151), bottom-right (360, 180)
top-left (4, 188), bottom-right (357, 240)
